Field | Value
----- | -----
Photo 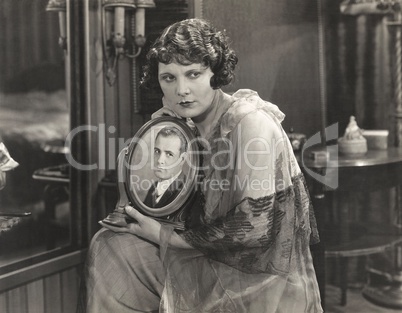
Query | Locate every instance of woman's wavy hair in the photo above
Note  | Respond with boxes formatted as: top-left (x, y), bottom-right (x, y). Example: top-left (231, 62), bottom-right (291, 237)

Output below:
top-left (141, 18), bottom-right (238, 92)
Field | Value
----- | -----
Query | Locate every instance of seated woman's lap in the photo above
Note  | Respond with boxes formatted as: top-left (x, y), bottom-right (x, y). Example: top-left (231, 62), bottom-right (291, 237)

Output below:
top-left (85, 228), bottom-right (165, 313)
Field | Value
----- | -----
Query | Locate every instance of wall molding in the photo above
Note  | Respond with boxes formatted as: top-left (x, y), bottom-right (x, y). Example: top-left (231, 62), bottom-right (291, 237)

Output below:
top-left (0, 249), bottom-right (87, 293)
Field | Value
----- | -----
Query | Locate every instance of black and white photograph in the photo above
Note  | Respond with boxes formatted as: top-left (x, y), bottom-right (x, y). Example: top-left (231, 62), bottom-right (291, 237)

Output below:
top-left (1, 1), bottom-right (402, 312)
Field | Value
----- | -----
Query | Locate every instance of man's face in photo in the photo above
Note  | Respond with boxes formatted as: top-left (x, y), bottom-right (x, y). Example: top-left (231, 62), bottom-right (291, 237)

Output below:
top-left (153, 134), bottom-right (185, 181)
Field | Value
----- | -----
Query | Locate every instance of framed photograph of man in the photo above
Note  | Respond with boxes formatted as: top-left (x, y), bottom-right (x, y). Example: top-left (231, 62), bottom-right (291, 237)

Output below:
top-left (103, 117), bottom-right (199, 230)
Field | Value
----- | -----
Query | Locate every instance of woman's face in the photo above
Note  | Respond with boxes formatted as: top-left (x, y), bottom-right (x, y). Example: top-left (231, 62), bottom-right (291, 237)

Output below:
top-left (158, 62), bottom-right (216, 121)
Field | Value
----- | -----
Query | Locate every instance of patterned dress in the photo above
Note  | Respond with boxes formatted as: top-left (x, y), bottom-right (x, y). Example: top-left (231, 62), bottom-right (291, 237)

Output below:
top-left (81, 89), bottom-right (322, 313)
top-left (159, 89), bottom-right (322, 312)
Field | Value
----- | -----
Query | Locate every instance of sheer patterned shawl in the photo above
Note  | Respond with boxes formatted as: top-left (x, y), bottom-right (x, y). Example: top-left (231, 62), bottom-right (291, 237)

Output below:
top-left (159, 89), bottom-right (322, 312)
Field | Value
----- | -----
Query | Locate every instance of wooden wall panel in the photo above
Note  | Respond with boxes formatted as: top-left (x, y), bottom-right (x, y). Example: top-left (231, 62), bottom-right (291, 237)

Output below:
top-left (1, 264), bottom-right (80, 313)
top-left (44, 274), bottom-right (62, 313)
top-left (61, 267), bottom-right (80, 313)
top-left (0, 292), bottom-right (7, 312)
top-left (8, 286), bottom-right (28, 313)
top-left (26, 280), bottom-right (45, 313)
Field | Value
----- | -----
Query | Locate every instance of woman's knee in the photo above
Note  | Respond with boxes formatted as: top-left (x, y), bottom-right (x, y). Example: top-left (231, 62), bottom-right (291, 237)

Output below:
top-left (88, 228), bottom-right (160, 262)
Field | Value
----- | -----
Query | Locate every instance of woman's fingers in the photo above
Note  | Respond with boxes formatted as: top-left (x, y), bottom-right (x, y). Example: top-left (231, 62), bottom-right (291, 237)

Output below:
top-left (99, 221), bottom-right (130, 233)
top-left (99, 219), bottom-right (140, 235)
top-left (100, 209), bottom-right (161, 243)
top-left (151, 107), bottom-right (182, 119)
top-left (124, 206), bottom-right (143, 221)
top-left (151, 107), bottom-right (169, 119)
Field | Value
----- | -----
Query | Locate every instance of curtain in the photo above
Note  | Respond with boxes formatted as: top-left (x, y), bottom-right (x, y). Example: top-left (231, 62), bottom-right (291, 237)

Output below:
top-left (0, 0), bottom-right (63, 90)
top-left (327, 1), bottom-right (393, 135)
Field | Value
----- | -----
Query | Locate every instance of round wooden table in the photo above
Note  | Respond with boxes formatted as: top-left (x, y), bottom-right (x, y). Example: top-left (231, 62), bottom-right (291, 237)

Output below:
top-left (299, 146), bottom-right (402, 307)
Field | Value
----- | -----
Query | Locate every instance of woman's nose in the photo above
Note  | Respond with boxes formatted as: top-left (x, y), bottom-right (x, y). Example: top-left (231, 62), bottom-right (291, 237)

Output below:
top-left (176, 79), bottom-right (190, 96)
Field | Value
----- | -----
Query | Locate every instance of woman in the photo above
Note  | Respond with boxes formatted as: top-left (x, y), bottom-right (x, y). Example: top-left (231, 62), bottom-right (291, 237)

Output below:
top-left (81, 18), bottom-right (322, 312)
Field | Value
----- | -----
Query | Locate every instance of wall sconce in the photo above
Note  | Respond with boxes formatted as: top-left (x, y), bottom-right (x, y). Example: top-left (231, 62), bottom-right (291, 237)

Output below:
top-left (46, 0), bottom-right (67, 50)
top-left (102, 0), bottom-right (156, 86)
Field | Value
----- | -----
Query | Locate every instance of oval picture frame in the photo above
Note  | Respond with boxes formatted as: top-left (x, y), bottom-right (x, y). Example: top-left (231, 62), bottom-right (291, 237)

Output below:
top-left (114, 117), bottom-right (199, 229)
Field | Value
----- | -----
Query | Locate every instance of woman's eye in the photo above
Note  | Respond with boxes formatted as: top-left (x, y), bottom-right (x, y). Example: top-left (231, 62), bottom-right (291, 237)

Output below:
top-left (188, 72), bottom-right (201, 79)
top-left (161, 75), bottom-right (175, 82)
top-left (167, 153), bottom-right (173, 157)
top-left (154, 148), bottom-right (160, 154)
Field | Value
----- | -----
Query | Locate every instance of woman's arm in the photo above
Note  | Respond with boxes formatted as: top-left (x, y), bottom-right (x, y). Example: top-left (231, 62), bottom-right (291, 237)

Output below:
top-left (174, 111), bottom-right (293, 273)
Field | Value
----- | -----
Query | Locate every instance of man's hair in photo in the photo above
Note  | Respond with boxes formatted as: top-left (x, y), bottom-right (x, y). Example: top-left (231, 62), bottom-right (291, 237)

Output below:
top-left (141, 18), bottom-right (238, 92)
top-left (156, 126), bottom-right (187, 154)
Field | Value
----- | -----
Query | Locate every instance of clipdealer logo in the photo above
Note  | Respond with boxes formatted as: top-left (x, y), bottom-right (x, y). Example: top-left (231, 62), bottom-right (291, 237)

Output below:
top-left (63, 123), bottom-right (339, 189)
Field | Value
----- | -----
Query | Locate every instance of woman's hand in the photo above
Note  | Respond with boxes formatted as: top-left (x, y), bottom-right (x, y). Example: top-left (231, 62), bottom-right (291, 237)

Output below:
top-left (151, 106), bottom-right (183, 120)
top-left (99, 206), bottom-right (161, 244)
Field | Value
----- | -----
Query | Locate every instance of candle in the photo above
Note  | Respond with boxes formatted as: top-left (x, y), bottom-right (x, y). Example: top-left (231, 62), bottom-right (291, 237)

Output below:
top-left (135, 8), bottom-right (145, 37)
top-left (114, 7), bottom-right (125, 38)
top-left (58, 11), bottom-right (66, 39)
